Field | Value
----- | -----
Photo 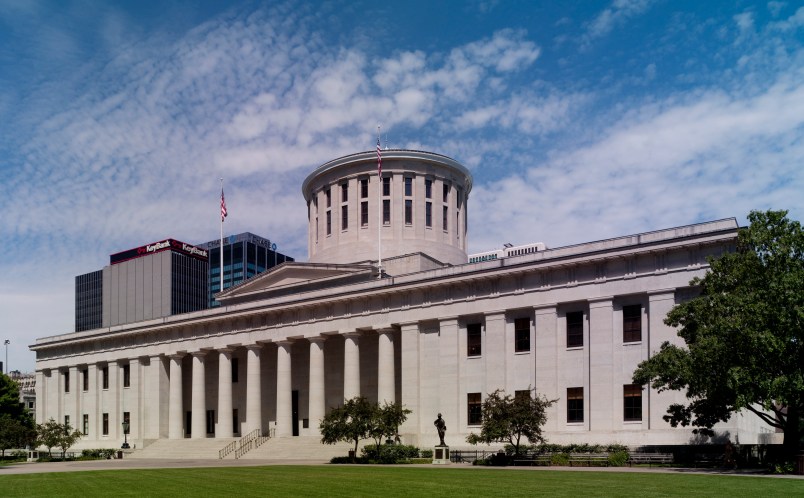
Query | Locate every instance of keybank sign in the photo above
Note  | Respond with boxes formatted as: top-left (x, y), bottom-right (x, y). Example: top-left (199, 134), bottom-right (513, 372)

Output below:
top-left (110, 238), bottom-right (208, 265)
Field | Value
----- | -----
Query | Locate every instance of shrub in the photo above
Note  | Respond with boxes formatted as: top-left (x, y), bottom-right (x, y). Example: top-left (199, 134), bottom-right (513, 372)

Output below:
top-left (420, 449), bottom-right (433, 458)
top-left (608, 451), bottom-right (629, 467)
top-left (361, 444), bottom-right (420, 463)
top-left (550, 453), bottom-right (569, 466)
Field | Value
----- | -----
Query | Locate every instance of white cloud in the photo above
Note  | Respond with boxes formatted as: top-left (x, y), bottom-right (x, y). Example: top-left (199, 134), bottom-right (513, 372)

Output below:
top-left (584, 0), bottom-right (655, 43)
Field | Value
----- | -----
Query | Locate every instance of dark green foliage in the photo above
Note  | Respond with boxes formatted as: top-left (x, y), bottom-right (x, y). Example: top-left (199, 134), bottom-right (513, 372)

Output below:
top-left (361, 444), bottom-right (420, 463)
top-left (550, 453), bottom-right (569, 466)
top-left (0, 373), bottom-right (36, 456)
top-left (35, 418), bottom-right (83, 458)
top-left (320, 397), bottom-right (411, 460)
top-left (607, 451), bottom-right (629, 467)
top-left (465, 387), bottom-right (556, 455)
top-left (633, 210), bottom-right (804, 458)
top-left (81, 448), bottom-right (117, 459)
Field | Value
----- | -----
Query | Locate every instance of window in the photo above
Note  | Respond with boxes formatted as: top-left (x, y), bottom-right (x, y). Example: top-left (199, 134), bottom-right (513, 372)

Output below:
top-left (514, 317), bottom-right (530, 352)
top-left (341, 205), bottom-right (348, 230)
top-left (233, 409), bottom-right (239, 434)
top-left (341, 183), bottom-right (348, 202)
top-left (567, 387), bottom-right (584, 423)
top-left (515, 390), bottom-right (531, 401)
top-left (232, 358), bottom-right (239, 383)
top-left (468, 393), bottom-right (482, 425)
top-left (467, 323), bottom-right (482, 357)
top-left (404, 177), bottom-right (412, 196)
top-left (82, 414), bottom-right (89, 435)
top-left (123, 412), bottom-right (130, 431)
top-left (102, 366), bottom-right (109, 390)
top-left (623, 304), bottom-right (642, 343)
top-left (566, 311), bottom-right (584, 348)
top-left (382, 177), bottom-right (390, 196)
top-left (326, 211), bottom-right (331, 235)
top-left (442, 206), bottom-right (448, 231)
top-left (383, 200), bottom-right (391, 224)
top-left (361, 201), bottom-right (369, 226)
top-left (82, 368), bottom-right (89, 391)
top-left (443, 183), bottom-right (450, 202)
top-left (64, 371), bottom-right (70, 393)
top-left (64, 415), bottom-right (70, 428)
top-left (624, 384), bottom-right (642, 421)
top-left (325, 188), bottom-right (331, 207)
top-left (360, 178), bottom-right (368, 198)
top-left (102, 413), bottom-right (109, 435)
top-left (404, 199), bottom-right (412, 225)
top-left (425, 202), bottom-right (432, 227)
top-left (123, 364), bottom-right (131, 388)
top-left (425, 179), bottom-right (432, 198)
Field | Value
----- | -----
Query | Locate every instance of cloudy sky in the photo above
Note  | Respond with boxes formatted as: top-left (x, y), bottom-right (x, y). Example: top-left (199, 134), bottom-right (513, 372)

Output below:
top-left (1, 0), bottom-right (802, 373)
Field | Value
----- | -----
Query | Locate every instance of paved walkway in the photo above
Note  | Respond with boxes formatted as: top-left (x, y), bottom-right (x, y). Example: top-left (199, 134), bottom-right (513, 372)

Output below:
top-left (1, 458), bottom-right (802, 479)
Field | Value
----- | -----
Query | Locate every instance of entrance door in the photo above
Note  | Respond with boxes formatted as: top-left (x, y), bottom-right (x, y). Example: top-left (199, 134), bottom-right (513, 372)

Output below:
top-left (292, 390), bottom-right (299, 436)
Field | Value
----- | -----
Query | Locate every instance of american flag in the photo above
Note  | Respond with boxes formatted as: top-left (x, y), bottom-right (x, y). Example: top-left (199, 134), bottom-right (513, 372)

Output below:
top-left (221, 188), bottom-right (228, 222)
top-left (376, 136), bottom-right (382, 177)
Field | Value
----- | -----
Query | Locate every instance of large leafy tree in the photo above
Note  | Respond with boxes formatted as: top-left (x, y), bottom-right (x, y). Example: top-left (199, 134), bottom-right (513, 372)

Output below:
top-left (0, 373), bottom-right (35, 455)
top-left (36, 418), bottom-right (83, 458)
top-left (465, 388), bottom-right (556, 456)
top-left (633, 210), bottom-right (804, 458)
top-left (320, 397), bottom-right (410, 460)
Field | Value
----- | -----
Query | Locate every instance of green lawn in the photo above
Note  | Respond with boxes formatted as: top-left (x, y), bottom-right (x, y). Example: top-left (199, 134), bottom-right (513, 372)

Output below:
top-left (1, 465), bottom-right (801, 497)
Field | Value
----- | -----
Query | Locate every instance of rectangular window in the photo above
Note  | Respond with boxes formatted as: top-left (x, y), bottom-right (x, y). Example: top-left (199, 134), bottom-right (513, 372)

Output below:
top-left (467, 323), bottom-right (482, 357)
top-left (64, 371), bottom-right (70, 393)
top-left (404, 199), bottom-right (412, 225)
top-left (383, 200), bottom-right (391, 224)
top-left (82, 368), bottom-right (89, 391)
top-left (102, 413), bottom-right (109, 435)
top-left (341, 183), bottom-right (348, 202)
top-left (64, 415), bottom-right (70, 428)
top-left (443, 183), bottom-right (450, 202)
top-left (82, 414), bottom-right (89, 435)
top-left (232, 358), bottom-right (239, 383)
top-left (425, 202), bottom-right (432, 227)
top-left (404, 177), bottom-right (412, 196)
top-left (425, 179), bottom-right (432, 198)
top-left (382, 177), bottom-right (391, 196)
top-left (341, 205), bottom-right (348, 230)
top-left (566, 311), bottom-right (584, 348)
top-left (514, 390), bottom-right (531, 401)
top-left (567, 387), bottom-right (584, 423)
top-left (102, 366), bottom-right (109, 390)
top-left (123, 411), bottom-right (130, 430)
top-left (468, 393), bottom-right (482, 425)
top-left (326, 211), bottom-right (332, 235)
top-left (325, 188), bottom-right (331, 207)
top-left (514, 317), bottom-right (530, 352)
top-left (360, 178), bottom-right (368, 198)
top-left (233, 409), bottom-right (239, 435)
top-left (623, 304), bottom-right (642, 343)
top-left (361, 201), bottom-right (369, 226)
top-left (624, 384), bottom-right (643, 421)
top-left (123, 364), bottom-right (131, 388)
top-left (442, 206), bottom-right (448, 231)
top-left (206, 410), bottom-right (215, 435)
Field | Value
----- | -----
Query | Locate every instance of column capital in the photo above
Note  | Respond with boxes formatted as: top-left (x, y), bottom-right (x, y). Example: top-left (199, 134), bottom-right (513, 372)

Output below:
top-left (245, 343), bottom-right (264, 352)
top-left (217, 347), bottom-right (236, 355)
top-left (276, 340), bottom-right (294, 350)
top-left (376, 328), bottom-right (395, 336)
top-left (190, 350), bottom-right (208, 358)
top-left (648, 289), bottom-right (677, 301)
top-left (483, 310), bottom-right (506, 319)
top-left (308, 336), bottom-right (328, 344)
top-left (533, 303), bottom-right (557, 314)
top-left (588, 296), bottom-right (614, 307)
top-left (341, 330), bottom-right (362, 339)
top-left (168, 352), bottom-right (186, 361)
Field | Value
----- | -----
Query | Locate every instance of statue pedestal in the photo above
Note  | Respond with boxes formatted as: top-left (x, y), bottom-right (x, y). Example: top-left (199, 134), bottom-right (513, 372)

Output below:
top-left (432, 445), bottom-right (450, 465)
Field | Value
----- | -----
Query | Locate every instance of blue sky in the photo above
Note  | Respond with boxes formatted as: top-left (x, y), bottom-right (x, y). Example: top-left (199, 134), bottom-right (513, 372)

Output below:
top-left (1, 0), bottom-right (802, 373)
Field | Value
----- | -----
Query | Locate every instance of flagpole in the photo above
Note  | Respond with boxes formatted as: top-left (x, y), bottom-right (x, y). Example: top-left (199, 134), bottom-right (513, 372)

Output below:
top-left (376, 125), bottom-right (382, 278)
top-left (220, 178), bottom-right (225, 295)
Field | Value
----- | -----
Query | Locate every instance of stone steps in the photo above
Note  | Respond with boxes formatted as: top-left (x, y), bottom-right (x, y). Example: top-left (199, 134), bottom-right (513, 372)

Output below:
top-left (127, 438), bottom-right (238, 460)
top-left (125, 436), bottom-right (358, 461)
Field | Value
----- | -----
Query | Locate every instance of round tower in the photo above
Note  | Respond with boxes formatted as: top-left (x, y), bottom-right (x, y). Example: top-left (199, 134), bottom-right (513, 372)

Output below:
top-left (302, 149), bottom-right (472, 266)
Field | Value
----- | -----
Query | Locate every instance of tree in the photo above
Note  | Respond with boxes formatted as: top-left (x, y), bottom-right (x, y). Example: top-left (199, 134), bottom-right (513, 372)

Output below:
top-left (0, 373), bottom-right (35, 456)
top-left (319, 397), bottom-right (411, 460)
top-left (465, 388), bottom-right (556, 456)
top-left (633, 210), bottom-right (804, 459)
top-left (36, 418), bottom-right (83, 459)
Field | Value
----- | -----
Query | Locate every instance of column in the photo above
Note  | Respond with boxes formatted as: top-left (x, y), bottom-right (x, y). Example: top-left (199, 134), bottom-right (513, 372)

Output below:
top-left (245, 344), bottom-right (262, 435)
top-left (276, 341), bottom-right (293, 437)
top-left (377, 329), bottom-right (395, 404)
top-left (35, 370), bottom-right (46, 425)
top-left (69, 365), bottom-right (79, 430)
top-left (534, 305), bottom-right (559, 431)
top-left (648, 290), bottom-right (678, 430)
top-left (484, 311), bottom-right (506, 391)
top-left (399, 322), bottom-right (420, 442)
top-left (128, 357), bottom-right (140, 442)
top-left (308, 337), bottom-right (327, 431)
top-left (343, 332), bottom-right (361, 400)
top-left (109, 361), bottom-right (120, 440)
top-left (588, 297), bottom-right (614, 431)
top-left (86, 363), bottom-right (98, 440)
top-left (168, 354), bottom-right (184, 439)
top-left (191, 352), bottom-right (207, 438)
top-left (438, 317), bottom-right (459, 430)
top-left (217, 348), bottom-right (234, 438)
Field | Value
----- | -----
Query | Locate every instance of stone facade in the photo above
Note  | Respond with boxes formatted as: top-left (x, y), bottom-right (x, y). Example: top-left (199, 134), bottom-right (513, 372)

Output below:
top-left (31, 149), bottom-right (775, 450)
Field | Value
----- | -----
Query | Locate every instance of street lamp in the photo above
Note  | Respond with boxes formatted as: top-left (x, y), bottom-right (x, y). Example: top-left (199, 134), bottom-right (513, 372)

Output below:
top-left (3, 340), bottom-right (8, 375)
top-left (121, 421), bottom-right (130, 449)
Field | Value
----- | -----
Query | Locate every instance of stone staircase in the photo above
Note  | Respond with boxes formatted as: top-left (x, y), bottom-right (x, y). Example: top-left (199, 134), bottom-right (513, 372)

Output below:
top-left (126, 436), bottom-right (357, 461)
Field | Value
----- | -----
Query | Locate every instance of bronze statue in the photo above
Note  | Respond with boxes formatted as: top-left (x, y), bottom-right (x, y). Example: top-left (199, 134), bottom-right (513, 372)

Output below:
top-left (434, 413), bottom-right (446, 446)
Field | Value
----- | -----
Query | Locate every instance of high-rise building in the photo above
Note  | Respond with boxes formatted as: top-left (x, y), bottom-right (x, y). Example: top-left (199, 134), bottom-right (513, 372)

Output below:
top-left (198, 232), bottom-right (294, 308)
top-left (74, 239), bottom-right (209, 331)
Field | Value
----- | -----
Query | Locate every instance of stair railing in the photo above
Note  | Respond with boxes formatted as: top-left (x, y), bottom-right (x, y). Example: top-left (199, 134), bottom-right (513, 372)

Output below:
top-left (219, 428), bottom-right (261, 459)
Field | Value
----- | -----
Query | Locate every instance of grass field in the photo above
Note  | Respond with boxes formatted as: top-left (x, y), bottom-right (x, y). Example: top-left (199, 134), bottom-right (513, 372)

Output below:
top-left (1, 465), bottom-right (802, 497)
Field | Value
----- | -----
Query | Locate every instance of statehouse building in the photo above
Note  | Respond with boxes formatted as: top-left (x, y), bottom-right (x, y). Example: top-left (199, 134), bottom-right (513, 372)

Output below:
top-left (30, 150), bottom-right (777, 456)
